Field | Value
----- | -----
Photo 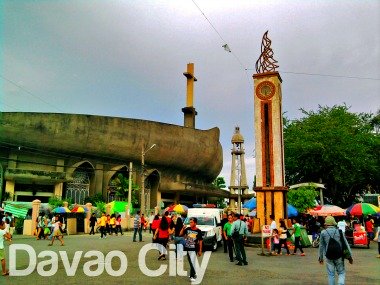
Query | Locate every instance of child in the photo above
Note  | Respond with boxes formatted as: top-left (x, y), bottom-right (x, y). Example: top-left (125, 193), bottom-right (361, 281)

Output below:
top-left (0, 220), bottom-right (11, 276)
top-left (374, 226), bottom-right (380, 258)
top-left (272, 229), bottom-right (281, 255)
top-left (48, 215), bottom-right (64, 246)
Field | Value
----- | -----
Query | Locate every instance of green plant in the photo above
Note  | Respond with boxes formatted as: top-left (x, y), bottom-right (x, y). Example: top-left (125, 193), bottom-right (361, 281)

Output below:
top-left (15, 218), bottom-right (24, 234)
top-left (84, 193), bottom-right (105, 204)
top-left (48, 196), bottom-right (64, 208)
top-left (3, 191), bottom-right (12, 201)
top-left (111, 173), bottom-right (139, 204)
top-left (95, 201), bottom-right (106, 215)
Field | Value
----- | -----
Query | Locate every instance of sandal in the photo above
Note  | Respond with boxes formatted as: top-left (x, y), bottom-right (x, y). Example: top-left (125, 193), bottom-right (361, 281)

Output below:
top-left (2, 271), bottom-right (9, 276)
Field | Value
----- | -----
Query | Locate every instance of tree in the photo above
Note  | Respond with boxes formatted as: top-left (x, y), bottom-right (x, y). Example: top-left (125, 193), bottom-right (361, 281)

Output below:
top-left (212, 177), bottom-right (227, 189)
top-left (284, 105), bottom-right (379, 206)
top-left (287, 186), bottom-right (318, 213)
top-left (212, 176), bottom-right (228, 208)
top-left (110, 173), bottom-right (139, 206)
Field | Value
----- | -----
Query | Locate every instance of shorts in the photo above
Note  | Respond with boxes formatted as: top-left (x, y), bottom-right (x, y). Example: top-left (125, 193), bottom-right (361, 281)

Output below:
top-left (0, 248), bottom-right (4, 260)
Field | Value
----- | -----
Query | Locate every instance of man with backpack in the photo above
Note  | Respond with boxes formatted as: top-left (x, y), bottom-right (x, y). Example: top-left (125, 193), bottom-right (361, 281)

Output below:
top-left (318, 216), bottom-right (353, 285)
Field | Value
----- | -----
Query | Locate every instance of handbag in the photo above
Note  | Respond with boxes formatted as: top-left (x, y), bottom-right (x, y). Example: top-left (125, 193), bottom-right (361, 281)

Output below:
top-left (339, 229), bottom-right (351, 260)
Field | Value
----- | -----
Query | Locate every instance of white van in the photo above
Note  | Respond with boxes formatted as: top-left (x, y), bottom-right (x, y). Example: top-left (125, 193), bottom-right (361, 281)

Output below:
top-left (185, 208), bottom-right (224, 251)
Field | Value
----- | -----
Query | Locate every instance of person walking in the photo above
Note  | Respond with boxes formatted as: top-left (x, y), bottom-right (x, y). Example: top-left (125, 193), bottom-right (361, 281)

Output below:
top-left (220, 213), bottom-right (228, 253)
top-left (148, 211), bottom-right (155, 234)
top-left (154, 214), bottom-right (170, 260)
top-left (180, 217), bottom-right (203, 282)
top-left (278, 219), bottom-right (290, 255)
top-left (133, 211), bottom-right (142, 242)
top-left (223, 214), bottom-right (235, 262)
top-left (291, 218), bottom-right (305, 256)
top-left (230, 213), bottom-right (248, 266)
top-left (48, 215), bottom-right (64, 246)
top-left (318, 216), bottom-right (353, 285)
top-left (97, 212), bottom-right (107, 239)
top-left (374, 226), bottom-right (380, 258)
top-left (115, 215), bottom-right (123, 235)
top-left (89, 213), bottom-right (97, 235)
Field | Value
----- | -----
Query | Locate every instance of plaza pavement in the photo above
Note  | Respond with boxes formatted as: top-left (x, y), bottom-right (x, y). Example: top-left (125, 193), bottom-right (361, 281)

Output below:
top-left (2, 231), bottom-right (379, 285)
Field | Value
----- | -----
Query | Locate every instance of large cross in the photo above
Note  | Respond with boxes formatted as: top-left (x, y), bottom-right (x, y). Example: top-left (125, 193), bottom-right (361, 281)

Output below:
top-left (183, 63), bottom-right (197, 107)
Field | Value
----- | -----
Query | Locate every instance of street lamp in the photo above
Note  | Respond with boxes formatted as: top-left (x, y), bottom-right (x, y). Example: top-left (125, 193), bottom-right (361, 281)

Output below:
top-left (141, 143), bottom-right (156, 214)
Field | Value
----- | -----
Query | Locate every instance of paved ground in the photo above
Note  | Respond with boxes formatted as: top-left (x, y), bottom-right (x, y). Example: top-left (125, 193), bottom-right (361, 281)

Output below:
top-left (2, 231), bottom-right (379, 285)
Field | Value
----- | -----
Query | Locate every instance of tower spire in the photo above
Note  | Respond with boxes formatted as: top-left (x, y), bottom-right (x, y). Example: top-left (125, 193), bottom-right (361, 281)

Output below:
top-left (182, 63), bottom-right (198, 128)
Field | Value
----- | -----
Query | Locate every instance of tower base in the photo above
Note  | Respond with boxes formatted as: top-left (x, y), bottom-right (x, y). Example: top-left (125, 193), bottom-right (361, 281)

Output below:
top-left (255, 186), bottom-right (288, 227)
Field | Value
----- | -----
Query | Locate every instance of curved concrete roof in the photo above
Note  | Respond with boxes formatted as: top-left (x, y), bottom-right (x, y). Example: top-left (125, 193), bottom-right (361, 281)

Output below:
top-left (0, 112), bottom-right (223, 180)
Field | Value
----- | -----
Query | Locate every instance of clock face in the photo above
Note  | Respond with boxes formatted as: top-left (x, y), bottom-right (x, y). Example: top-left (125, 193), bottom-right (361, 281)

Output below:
top-left (256, 81), bottom-right (275, 100)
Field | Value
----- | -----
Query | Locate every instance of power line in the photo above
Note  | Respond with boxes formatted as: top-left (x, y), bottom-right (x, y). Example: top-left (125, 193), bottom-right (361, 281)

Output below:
top-left (0, 74), bottom-right (64, 112)
top-left (191, 0), bottom-right (253, 88)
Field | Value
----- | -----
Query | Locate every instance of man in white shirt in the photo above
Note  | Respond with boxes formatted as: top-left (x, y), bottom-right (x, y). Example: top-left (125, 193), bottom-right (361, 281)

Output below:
top-left (337, 218), bottom-right (347, 233)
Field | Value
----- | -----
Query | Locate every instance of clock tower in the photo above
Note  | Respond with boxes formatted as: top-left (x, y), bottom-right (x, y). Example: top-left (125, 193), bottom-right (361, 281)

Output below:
top-left (253, 31), bottom-right (288, 227)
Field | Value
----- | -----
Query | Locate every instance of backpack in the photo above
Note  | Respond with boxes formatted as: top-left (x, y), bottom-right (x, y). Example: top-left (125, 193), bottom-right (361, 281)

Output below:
top-left (325, 230), bottom-right (342, 260)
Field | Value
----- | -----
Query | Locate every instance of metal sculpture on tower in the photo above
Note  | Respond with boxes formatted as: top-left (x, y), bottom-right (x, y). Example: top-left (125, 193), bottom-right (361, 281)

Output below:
top-left (255, 31), bottom-right (279, 74)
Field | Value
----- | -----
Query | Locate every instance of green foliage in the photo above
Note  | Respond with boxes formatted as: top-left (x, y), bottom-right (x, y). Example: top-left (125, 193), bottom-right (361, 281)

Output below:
top-left (95, 201), bottom-right (106, 215)
top-left (284, 105), bottom-right (379, 206)
top-left (48, 196), bottom-right (64, 208)
top-left (48, 196), bottom-right (72, 209)
top-left (110, 173), bottom-right (139, 205)
top-left (15, 218), bottom-right (24, 234)
top-left (215, 198), bottom-right (227, 208)
top-left (287, 187), bottom-right (318, 213)
top-left (212, 177), bottom-right (227, 189)
top-left (84, 193), bottom-right (105, 204)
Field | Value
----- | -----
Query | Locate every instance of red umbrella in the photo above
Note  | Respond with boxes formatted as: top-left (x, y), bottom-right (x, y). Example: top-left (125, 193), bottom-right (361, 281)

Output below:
top-left (309, 205), bottom-right (346, 216)
top-left (164, 205), bottom-right (176, 213)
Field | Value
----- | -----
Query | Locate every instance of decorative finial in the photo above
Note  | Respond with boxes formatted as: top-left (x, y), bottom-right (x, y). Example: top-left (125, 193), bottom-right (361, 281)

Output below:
top-left (255, 31), bottom-right (279, 73)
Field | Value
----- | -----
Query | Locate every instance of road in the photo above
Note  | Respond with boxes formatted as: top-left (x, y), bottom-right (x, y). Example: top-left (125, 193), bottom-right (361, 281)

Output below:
top-left (2, 231), bottom-right (379, 285)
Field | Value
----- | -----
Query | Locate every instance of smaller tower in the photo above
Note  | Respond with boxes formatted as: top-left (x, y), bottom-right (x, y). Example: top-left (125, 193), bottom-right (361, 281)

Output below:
top-left (229, 127), bottom-right (249, 213)
top-left (182, 63), bottom-right (198, 128)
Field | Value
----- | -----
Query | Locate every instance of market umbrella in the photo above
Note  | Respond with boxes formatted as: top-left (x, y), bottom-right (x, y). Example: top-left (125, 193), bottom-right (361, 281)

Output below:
top-left (173, 204), bottom-right (188, 214)
top-left (309, 204), bottom-right (346, 216)
top-left (248, 209), bottom-right (257, 217)
top-left (164, 204), bottom-right (176, 212)
top-left (287, 204), bottom-right (298, 218)
top-left (53, 207), bottom-right (71, 214)
top-left (345, 203), bottom-right (380, 217)
top-left (71, 206), bottom-right (86, 213)
top-left (243, 197), bottom-right (256, 210)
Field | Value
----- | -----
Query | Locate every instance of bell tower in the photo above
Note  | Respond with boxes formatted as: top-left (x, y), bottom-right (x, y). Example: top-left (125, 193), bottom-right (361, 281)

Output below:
top-left (228, 126), bottom-right (249, 213)
top-left (253, 31), bottom-right (288, 226)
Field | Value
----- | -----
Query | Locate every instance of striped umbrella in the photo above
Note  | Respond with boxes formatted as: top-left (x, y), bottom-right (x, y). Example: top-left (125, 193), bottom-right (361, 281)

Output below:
top-left (346, 203), bottom-right (380, 217)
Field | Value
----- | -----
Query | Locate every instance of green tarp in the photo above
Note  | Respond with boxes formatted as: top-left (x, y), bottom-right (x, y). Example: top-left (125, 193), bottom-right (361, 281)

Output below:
top-left (4, 204), bottom-right (29, 218)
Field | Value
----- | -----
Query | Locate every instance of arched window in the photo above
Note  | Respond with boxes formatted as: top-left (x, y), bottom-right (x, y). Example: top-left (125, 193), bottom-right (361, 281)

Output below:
top-left (66, 170), bottom-right (90, 204)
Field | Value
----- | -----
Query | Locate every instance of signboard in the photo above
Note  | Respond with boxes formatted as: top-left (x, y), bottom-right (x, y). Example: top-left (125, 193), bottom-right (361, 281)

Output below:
top-left (261, 225), bottom-right (271, 237)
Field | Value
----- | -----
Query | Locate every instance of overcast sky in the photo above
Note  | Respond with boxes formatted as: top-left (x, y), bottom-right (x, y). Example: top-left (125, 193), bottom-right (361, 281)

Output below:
top-left (1, 0), bottom-right (379, 188)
